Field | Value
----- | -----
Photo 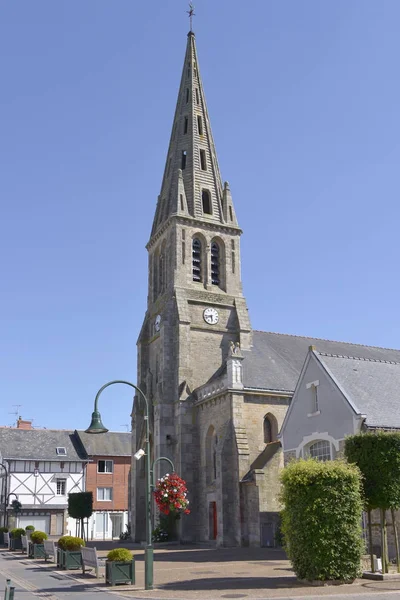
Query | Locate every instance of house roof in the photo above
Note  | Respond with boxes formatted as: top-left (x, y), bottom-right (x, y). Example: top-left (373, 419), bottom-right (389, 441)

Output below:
top-left (74, 431), bottom-right (131, 457)
top-left (317, 352), bottom-right (400, 429)
top-left (0, 429), bottom-right (84, 461)
top-left (242, 331), bottom-right (400, 393)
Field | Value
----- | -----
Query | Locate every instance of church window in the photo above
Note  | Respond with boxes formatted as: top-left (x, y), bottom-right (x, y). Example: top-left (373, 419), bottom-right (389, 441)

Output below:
top-left (211, 242), bottom-right (220, 285)
top-left (181, 150), bottom-right (187, 170)
top-left (195, 88), bottom-right (200, 105)
top-left (202, 190), bottom-right (212, 214)
top-left (229, 206), bottom-right (233, 221)
top-left (192, 238), bottom-right (202, 282)
top-left (186, 88), bottom-right (189, 103)
top-left (184, 116), bottom-right (188, 134)
top-left (306, 380), bottom-right (320, 414)
top-left (206, 426), bottom-right (218, 484)
top-left (309, 440), bottom-right (331, 462)
top-left (197, 115), bottom-right (203, 136)
top-left (263, 413), bottom-right (278, 444)
top-left (158, 253), bottom-right (164, 293)
top-left (200, 149), bottom-right (207, 171)
top-left (182, 229), bottom-right (186, 264)
top-left (180, 194), bottom-right (184, 211)
top-left (231, 239), bottom-right (235, 274)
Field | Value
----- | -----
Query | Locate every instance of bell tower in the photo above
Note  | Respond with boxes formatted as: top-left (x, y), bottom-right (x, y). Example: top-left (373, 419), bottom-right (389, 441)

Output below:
top-left (133, 28), bottom-right (251, 542)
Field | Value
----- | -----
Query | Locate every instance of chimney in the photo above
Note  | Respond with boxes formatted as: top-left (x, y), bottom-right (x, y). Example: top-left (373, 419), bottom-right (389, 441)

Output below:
top-left (16, 417), bottom-right (32, 430)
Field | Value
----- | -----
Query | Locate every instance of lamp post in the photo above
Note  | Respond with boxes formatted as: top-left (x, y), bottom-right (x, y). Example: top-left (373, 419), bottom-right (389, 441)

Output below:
top-left (85, 380), bottom-right (154, 590)
top-left (0, 463), bottom-right (8, 528)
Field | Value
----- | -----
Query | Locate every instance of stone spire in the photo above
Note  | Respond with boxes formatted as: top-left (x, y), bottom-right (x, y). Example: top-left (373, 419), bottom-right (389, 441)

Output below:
top-left (151, 31), bottom-right (239, 237)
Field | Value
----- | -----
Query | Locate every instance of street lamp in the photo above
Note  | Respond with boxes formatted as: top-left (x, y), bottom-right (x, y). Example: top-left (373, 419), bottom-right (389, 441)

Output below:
top-left (85, 380), bottom-right (154, 590)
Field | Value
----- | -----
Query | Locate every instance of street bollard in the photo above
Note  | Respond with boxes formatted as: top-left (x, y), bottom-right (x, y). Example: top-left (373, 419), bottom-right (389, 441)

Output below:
top-left (4, 579), bottom-right (10, 600)
top-left (8, 587), bottom-right (15, 600)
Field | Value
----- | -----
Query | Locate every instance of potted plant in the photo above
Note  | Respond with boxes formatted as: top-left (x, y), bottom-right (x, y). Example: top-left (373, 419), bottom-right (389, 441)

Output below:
top-left (25, 525), bottom-right (35, 540)
top-left (10, 528), bottom-right (26, 551)
top-left (57, 536), bottom-right (84, 570)
top-left (153, 472), bottom-right (190, 540)
top-left (28, 530), bottom-right (48, 559)
top-left (0, 527), bottom-right (8, 545)
top-left (105, 548), bottom-right (135, 586)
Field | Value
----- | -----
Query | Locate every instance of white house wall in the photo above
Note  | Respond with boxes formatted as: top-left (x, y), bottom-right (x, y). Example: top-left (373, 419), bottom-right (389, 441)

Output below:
top-left (281, 353), bottom-right (360, 454)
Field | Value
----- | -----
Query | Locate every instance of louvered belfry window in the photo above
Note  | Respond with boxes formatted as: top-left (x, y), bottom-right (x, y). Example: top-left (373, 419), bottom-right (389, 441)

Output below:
top-left (192, 238), bottom-right (202, 282)
top-left (211, 242), bottom-right (220, 285)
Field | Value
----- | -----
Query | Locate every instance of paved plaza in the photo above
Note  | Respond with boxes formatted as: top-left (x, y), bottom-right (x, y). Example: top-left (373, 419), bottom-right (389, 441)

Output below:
top-left (2, 545), bottom-right (400, 600)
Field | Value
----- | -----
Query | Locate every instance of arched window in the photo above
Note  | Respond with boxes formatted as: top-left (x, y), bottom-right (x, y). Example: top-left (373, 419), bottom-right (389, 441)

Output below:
top-left (211, 242), bottom-right (220, 285)
top-left (206, 426), bottom-right (218, 484)
top-left (309, 440), bottom-right (331, 462)
top-left (263, 413), bottom-right (278, 444)
top-left (263, 416), bottom-right (272, 443)
top-left (192, 238), bottom-right (202, 282)
top-left (202, 190), bottom-right (211, 214)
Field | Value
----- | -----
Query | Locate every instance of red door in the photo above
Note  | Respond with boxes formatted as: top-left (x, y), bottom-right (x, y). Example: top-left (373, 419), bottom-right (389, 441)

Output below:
top-left (209, 502), bottom-right (217, 540)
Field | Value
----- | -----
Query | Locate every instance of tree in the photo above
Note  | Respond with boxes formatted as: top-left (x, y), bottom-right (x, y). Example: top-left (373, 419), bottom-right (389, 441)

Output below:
top-left (68, 492), bottom-right (93, 541)
top-left (345, 432), bottom-right (400, 573)
top-left (280, 459), bottom-right (364, 582)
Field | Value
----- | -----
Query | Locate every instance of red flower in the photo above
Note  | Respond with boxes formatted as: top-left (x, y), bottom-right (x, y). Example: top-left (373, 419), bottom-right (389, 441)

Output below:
top-left (153, 472), bottom-right (190, 516)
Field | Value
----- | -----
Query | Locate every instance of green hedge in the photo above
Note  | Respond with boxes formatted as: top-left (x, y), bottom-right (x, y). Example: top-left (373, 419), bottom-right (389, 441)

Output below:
top-left (30, 531), bottom-right (48, 544)
top-left (57, 536), bottom-right (85, 551)
top-left (107, 548), bottom-right (132, 562)
top-left (345, 432), bottom-right (400, 509)
top-left (10, 528), bottom-right (26, 540)
top-left (280, 459), bottom-right (364, 581)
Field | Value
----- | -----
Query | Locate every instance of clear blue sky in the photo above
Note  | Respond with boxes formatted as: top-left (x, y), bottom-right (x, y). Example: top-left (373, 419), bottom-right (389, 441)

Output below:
top-left (1, 1), bottom-right (399, 431)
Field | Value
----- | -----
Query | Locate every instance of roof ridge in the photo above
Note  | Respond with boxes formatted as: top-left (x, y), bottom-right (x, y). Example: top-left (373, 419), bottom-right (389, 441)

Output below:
top-left (317, 352), bottom-right (400, 365)
top-left (253, 330), bottom-right (400, 354)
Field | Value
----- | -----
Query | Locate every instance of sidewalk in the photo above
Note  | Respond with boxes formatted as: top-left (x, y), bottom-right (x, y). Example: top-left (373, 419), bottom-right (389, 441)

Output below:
top-left (2, 545), bottom-right (400, 600)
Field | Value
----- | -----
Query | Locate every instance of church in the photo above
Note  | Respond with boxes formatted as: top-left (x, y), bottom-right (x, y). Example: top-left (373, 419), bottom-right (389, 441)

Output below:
top-left (131, 27), bottom-right (400, 547)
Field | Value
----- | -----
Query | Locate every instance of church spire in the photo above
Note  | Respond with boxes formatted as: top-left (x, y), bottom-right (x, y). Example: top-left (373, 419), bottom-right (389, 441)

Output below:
top-left (150, 30), bottom-right (239, 237)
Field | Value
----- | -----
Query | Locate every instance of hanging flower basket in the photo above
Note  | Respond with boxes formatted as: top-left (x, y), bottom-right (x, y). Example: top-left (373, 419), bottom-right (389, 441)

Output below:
top-left (153, 473), bottom-right (190, 515)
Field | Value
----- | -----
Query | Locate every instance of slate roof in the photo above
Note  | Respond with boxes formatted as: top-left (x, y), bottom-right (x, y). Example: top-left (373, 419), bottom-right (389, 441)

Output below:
top-left (0, 429), bottom-right (84, 461)
top-left (242, 331), bottom-right (400, 393)
top-left (75, 431), bottom-right (131, 457)
top-left (317, 353), bottom-right (400, 429)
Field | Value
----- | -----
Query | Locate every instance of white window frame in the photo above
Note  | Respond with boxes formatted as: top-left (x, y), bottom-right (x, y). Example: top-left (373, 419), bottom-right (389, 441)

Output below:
top-left (306, 380), bottom-right (320, 416)
top-left (97, 487), bottom-right (113, 502)
top-left (97, 460), bottom-right (113, 474)
top-left (56, 479), bottom-right (66, 496)
top-left (308, 440), bottom-right (331, 462)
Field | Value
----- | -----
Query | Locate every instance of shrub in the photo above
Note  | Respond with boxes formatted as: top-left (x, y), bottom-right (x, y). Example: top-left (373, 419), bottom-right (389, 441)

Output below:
top-left (152, 525), bottom-right (169, 543)
top-left (30, 531), bottom-right (48, 544)
top-left (0, 527), bottom-right (8, 533)
top-left (10, 528), bottom-right (26, 540)
top-left (107, 548), bottom-right (132, 562)
top-left (280, 459), bottom-right (364, 581)
top-left (57, 536), bottom-right (85, 551)
top-left (25, 525), bottom-right (35, 531)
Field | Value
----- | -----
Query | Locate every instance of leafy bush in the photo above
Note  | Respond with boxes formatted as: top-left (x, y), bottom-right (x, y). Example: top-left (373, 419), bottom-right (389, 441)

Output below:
top-left (0, 527), bottom-right (8, 533)
top-left (25, 525), bottom-right (35, 531)
top-left (345, 432), bottom-right (400, 509)
top-left (280, 459), bottom-right (364, 581)
top-left (68, 492), bottom-right (93, 519)
top-left (57, 536), bottom-right (85, 551)
top-left (107, 548), bottom-right (132, 562)
top-left (10, 528), bottom-right (26, 539)
top-left (152, 525), bottom-right (169, 542)
top-left (30, 531), bottom-right (48, 544)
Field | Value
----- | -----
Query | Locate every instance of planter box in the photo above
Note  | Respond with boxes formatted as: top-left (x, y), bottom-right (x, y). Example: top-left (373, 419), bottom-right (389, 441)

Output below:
top-left (58, 549), bottom-right (82, 570)
top-left (28, 543), bottom-right (46, 559)
top-left (10, 538), bottom-right (22, 551)
top-left (0, 532), bottom-right (6, 545)
top-left (106, 559), bottom-right (135, 586)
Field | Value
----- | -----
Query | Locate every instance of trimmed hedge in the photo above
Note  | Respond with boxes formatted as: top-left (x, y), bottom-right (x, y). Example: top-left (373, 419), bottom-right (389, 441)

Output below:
top-left (280, 459), bottom-right (364, 581)
top-left (30, 531), bottom-right (48, 544)
top-left (0, 527), bottom-right (8, 533)
top-left (57, 536), bottom-right (85, 551)
top-left (107, 548), bottom-right (132, 562)
top-left (25, 525), bottom-right (35, 531)
top-left (10, 528), bottom-right (26, 539)
top-left (345, 432), bottom-right (400, 509)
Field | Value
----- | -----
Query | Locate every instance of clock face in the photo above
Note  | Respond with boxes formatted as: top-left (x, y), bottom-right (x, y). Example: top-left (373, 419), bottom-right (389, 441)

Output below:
top-left (155, 314), bottom-right (161, 332)
top-left (203, 307), bottom-right (219, 325)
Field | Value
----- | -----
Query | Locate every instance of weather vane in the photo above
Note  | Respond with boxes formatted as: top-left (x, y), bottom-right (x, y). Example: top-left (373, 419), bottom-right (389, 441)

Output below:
top-left (187, 3), bottom-right (195, 32)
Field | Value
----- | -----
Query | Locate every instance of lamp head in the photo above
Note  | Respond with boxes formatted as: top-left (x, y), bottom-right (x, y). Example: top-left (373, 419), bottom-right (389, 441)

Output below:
top-left (85, 410), bottom-right (109, 434)
top-left (134, 448), bottom-right (145, 461)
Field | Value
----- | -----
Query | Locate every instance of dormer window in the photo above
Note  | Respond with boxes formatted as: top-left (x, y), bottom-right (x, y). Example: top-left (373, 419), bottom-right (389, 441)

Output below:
top-left (186, 88), bottom-right (189, 103)
top-left (197, 115), bottom-right (203, 136)
top-left (200, 149), bottom-right (207, 171)
top-left (202, 190), bottom-right (212, 214)
top-left (56, 447), bottom-right (66, 455)
top-left (181, 151), bottom-right (187, 170)
top-left (184, 116), bottom-right (188, 134)
top-left (195, 88), bottom-right (200, 105)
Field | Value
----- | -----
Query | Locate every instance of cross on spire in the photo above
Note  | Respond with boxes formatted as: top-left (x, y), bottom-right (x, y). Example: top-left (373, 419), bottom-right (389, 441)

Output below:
top-left (187, 3), bottom-right (195, 32)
